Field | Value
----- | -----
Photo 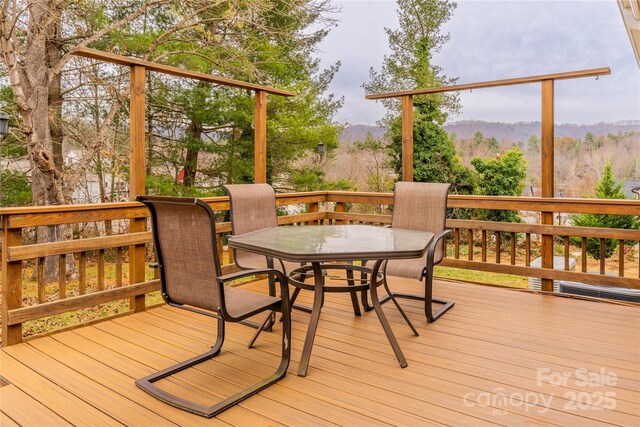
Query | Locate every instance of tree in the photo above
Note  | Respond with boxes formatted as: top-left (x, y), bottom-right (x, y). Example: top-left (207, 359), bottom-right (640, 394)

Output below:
top-left (471, 148), bottom-right (527, 223)
top-left (572, 162), bottom-right (639, 259)
top-left (363, 0), bottom-right (474, 194)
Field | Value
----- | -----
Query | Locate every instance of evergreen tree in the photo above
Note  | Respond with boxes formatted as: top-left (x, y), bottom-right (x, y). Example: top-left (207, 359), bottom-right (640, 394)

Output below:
top-left (363, 0), bottom-right (474, 194)
top-left (471, 148), bottom-right (527, 223)
top-left (572, 162), bottom-right (639, 259)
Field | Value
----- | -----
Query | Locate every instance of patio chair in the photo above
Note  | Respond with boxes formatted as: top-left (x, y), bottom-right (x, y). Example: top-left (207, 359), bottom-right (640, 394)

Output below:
top-left (136, 195), bottom-right (291, 418)
top-left (365, 182), bottom-right (454, 329)
top-left (224, 184), bottom-right (312, 323)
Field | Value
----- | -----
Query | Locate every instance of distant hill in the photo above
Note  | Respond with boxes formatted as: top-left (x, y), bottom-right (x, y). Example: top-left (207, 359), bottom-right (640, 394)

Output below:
top-left (443, 120), bottom-right (640, 141)
top-left (339, 125), bottom-right (386, 146)
top-left (339, 120), bottom-right (640, 145)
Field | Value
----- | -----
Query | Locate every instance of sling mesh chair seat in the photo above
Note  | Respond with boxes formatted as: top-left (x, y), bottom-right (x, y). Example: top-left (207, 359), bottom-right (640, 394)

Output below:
top-left (364, 182), bottom-right (454, 332)
top-left (224, 184), bottom-right (312, 326)
top-left (136, 195), bottom-right (291, 418)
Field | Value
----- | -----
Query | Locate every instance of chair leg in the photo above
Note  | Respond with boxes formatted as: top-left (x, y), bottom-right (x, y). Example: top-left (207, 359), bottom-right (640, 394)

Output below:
top-left (381, 276), bottom-right (418, 336)
top-left (137, 309), bottom-right (291, 418)
top-left (423, 268), bottom-right (455, 323)
top-left (368, 261), bottom-right (407, 369)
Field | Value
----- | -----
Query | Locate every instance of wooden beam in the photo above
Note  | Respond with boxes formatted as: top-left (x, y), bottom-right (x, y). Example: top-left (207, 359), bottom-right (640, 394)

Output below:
top-left (72, 47), bottom-right (295, 97)
top-left (128, 65), bottom-right (147, 312)
top-left (366, 67), bottom-right (611, 99)
top-left (401, 95), bottom-right (414, 182)
top-left (129, 65), bottom-right (146, 199)
top-left (254, 90), bottom-right (267, 183)
top-left (541, 79), bottom-right (555, 292)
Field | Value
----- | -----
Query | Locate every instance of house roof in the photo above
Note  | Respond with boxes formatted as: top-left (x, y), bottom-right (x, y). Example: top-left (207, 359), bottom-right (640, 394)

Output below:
top-left (618, 0), bottom-right (640, 67)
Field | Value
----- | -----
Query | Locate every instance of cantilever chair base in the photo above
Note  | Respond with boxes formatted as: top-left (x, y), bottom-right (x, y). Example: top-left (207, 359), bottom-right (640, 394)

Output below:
top-left (136, 342), bottom-right (289, 418)
top-left (135, 296), bottom-right (290, 418)
top-left (378, 292), bottom-right (455, 323)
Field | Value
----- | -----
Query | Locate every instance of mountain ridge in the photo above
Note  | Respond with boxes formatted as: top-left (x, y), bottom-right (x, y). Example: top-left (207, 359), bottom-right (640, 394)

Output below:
top-left (339, 120), bottom-right (640, 144)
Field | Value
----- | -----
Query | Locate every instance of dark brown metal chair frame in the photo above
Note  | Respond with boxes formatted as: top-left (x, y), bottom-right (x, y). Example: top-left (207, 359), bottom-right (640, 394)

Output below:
top-left (136, 196), bottom-right (291, 418)
top-left (362, 183), bottom-right (455, 329)
top-left (223, 184), bottom-right (312, 347)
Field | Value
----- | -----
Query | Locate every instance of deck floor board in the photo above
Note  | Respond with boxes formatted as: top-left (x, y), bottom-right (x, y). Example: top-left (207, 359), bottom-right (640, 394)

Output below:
top-left (1, 279), bottom-right (638, 426)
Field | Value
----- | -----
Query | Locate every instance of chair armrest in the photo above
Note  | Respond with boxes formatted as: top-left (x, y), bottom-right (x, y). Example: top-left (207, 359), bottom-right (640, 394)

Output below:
top-left (425, 229), bottom-right (453, 268)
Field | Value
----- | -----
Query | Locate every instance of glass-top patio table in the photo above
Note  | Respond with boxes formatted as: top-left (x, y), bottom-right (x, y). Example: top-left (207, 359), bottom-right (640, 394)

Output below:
top-left (228, 224), bottom-right (434, 376)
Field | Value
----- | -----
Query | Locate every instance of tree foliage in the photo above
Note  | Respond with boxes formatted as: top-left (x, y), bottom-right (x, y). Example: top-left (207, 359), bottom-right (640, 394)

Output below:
top-left (571, 162), bottom-right (639, 259)
top-left (471, 148), bottom-right (527, 223)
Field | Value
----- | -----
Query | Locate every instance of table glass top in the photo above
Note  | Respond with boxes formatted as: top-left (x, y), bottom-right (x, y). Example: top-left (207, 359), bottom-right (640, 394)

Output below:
top-left (228, 225), bottom-right (434, 262)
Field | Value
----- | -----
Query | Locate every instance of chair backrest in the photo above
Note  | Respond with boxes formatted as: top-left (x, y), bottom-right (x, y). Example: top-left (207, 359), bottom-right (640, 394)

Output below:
top-left (391, 182), bottom-right (451, 264)
top-left (138, 196), bottom-right (222, 311)
top-left (223, 184), bottom-right (278, 267)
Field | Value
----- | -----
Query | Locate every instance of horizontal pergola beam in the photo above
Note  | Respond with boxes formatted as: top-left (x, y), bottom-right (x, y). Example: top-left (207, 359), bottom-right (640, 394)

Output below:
top-left (365, 67), bottom-right (611, 99)
top-left (73, 47), bottom-right (296, 97)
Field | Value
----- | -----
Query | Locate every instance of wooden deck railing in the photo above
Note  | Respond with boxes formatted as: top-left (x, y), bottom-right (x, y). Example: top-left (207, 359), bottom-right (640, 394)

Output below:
top-left (2, 191), bottom-right (639, 346)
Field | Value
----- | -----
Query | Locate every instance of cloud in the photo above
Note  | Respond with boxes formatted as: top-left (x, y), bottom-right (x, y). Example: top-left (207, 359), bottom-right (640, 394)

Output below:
top-left (317, 0), bottom-right (640, 125)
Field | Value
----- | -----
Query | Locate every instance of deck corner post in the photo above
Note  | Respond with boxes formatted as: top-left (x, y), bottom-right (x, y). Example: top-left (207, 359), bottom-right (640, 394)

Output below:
top-left (2, 216), bottom-right (23, 346)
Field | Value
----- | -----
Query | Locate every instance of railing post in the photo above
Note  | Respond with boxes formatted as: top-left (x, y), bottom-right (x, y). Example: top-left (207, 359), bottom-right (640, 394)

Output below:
top-left (541, 79), bottom-right (555, 292)
top-left (335, 201), bottom-right (345, 224)
top-left (308, 202), bottom-right (319, 225)
top-left (2, 216), bottom-right (23, 346)
top-left (129, 64), bottom-right (147, 311)
top-left (254, 90), bottom-right (267, 183)
top-left (401, 95), bottom-right (414, 182)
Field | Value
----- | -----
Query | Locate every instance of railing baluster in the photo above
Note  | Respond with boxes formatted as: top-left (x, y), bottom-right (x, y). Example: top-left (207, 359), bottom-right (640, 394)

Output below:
top-left (481, 230), bottom-right (487, 262)
top-left (79, 252), bottom-right (87, 295)
top-left (98, 249), bottom-right (105, 291)
top-left (228, 244), bottom-right (235, 265)
top-left (59, 254), bottom-right (66, 299)
top-left (599, 239), bottom-right (606, 274)
top-left (563, 236), bottom-right (570, 270)
top-left (454, 229), bottom-right (460, 259)
top-left (115, 247), bottom-right (122, 287)
top-left (38, 256), bottom-right (46, 303)
top-left (495, 232), bottom-right (501, 264)
top-left (525, 233), bottom-right (531, 266)
top-left (468, 229), bottom-right (474, 261)
top-left (619, 240), bottom-right (624, 277)
top-left (581, 238), bottom-right (587, 272)
top-left (510, 232), bottom-right (516, 265)
top-left (217, 233), bottom-right (224, 264)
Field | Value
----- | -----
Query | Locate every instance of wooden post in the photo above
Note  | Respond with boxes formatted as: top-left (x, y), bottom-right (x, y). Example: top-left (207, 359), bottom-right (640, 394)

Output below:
top-left (401, 95), bottom-right (414, 182)
top-left (129, 65), bottom-right (147, 311)
top-left (541, 79), bottom-right (555, 292)
top-left (308, 202), bottom-right (319, 225)
top-left (335, 202), bottom-right (345, 224)
top-left (2, 217), bottom-right (23, 346)
top-left (254, 90), bottom-right (267, 183)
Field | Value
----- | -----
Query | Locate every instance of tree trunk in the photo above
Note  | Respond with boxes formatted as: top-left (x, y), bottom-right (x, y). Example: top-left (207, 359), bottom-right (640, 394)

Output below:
top-left (183, 120), bottom-right (202, 188)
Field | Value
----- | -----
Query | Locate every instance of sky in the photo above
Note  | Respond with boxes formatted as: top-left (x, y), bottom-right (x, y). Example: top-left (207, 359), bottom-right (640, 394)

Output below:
top-left (316, 0), bottom-right (640, 125)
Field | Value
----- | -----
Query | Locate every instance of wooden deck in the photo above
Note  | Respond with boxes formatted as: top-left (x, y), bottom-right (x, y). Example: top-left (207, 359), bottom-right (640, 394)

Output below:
top-left (1, 278), bottom-right (639, 426)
